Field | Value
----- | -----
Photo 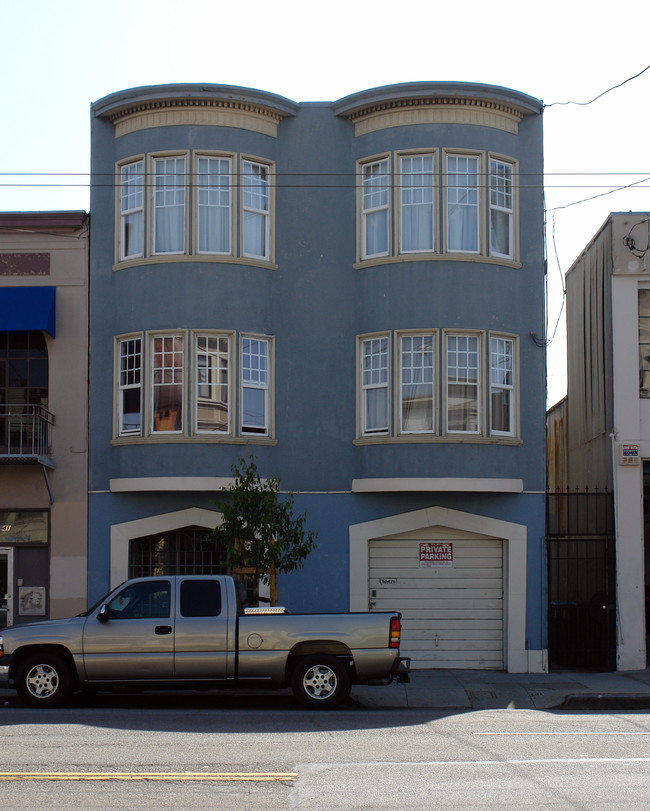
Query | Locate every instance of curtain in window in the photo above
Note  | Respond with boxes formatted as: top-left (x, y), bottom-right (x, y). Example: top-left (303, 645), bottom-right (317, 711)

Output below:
top-left (447, 156), bottom-right (478, 252)
top-left (490, 209), bottom-right (510, 256)
top-left (198, 157), bottom-right (230, 253)
top-left (154, 158), bottom-right (185, 254)
top-left (363, 337), bottom-right (389, 433)
top-left (243, 210), bottom-right (266, 257)
top-left (401, 156), bottom-right (434, 252)
top-left (365, 209), bottom-right (389, 256)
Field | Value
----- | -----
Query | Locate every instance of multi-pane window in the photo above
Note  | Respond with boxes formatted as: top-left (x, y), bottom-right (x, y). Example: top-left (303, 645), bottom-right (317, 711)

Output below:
top-left (400, 155), bottom-right (435, 253)
top-left (153, 156), bottom-right (186, 255)
top-left (362, 158), bottom-right (390, 259)
top-left (197, 156), bottom-right (231, 254)
top-left (400, 333), bottom-right (435, 433)
top-left (241, 337), bottom-right (270, 435)
top-left (490, 336), bottom-right (514, 435)
top-left (195, 334), bottom-right (230, 433)
top-left (639, 290), bottom-right (650, 397)
top-left (118, 337), bottom-right (142, 436)
top-left (151, 334), bottom-right (184, 433)
top-left (446, 333), bottom-right (480, 433)
top-left (119, 161), bottom-right (143, 259)
top-left (242, 160), bottom-right (270, 260)
top-left (361, 336), bottom-right (390, 435)
top-left (490, 159), bottom-right (514, 259)
top-left (446, 155), bottom-right (480, 253)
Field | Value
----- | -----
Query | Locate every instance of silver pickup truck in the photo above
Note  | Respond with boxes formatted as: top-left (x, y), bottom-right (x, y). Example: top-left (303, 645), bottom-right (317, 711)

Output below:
top-left (0, 575), bottom-right (409, 709)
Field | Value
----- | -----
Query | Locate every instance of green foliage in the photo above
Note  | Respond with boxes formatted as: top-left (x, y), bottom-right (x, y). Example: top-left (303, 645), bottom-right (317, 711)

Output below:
top-left (213, 456), bottom-right (317, 585)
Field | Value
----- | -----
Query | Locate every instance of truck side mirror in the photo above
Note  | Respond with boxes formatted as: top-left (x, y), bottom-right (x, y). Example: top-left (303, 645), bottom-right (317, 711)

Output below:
top-left (97, 604), bottom-right (110, 623)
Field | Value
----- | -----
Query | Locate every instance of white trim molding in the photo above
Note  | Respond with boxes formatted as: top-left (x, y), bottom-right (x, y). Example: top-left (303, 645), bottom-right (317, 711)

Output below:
top-left (109, 507), bottom-right (222, 588)
top-left (352, 478), bottom-right (524, 493)
top-left (349, 505), bottom-right (534, 673)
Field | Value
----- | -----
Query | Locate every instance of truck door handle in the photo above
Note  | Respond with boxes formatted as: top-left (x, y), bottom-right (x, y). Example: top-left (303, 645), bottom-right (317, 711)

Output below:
top-left (155, 625), bottom-right (172, 635)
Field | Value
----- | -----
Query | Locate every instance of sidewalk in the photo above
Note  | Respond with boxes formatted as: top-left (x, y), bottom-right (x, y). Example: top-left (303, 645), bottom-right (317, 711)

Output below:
top-left (350, 667), bottom-right (650, 710)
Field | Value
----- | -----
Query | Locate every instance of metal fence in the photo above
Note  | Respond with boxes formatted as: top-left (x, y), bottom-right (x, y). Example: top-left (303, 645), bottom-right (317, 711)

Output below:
top-left (546, 489), bottom-right (617, 671)
top-left (0, 404), bottom-right (54, 459)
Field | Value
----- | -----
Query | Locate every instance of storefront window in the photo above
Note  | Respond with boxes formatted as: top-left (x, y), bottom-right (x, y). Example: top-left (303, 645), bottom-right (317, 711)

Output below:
top-left (0, 511), bottom-right (48, 544)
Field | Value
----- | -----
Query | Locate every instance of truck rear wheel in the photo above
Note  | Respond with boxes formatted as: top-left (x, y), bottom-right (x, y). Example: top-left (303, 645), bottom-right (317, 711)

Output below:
top-left (291, 655), bottom-right (350, 709)
top-left (15, 652), bottom-right (74, 708)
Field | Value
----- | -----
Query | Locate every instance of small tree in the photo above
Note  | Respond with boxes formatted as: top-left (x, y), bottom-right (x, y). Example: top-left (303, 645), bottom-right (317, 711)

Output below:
top-left (213, 456), bottom-right (317, 605)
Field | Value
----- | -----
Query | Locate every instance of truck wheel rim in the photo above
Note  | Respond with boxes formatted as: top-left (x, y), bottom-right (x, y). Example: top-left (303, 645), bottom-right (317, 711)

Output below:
top-left (26, 664), bottom-right (59, 698)
top-left (303, 664), bottom-right (337, 699)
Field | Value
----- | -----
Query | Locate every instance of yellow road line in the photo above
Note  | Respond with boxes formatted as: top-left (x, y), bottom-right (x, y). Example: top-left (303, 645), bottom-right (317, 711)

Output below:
top-left (0, 772), bottom-right (297, 782)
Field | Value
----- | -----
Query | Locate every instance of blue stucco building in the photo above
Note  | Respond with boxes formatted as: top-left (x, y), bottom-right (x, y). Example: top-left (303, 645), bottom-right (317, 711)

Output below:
top-left (89, 81), bottom-right (546, 671)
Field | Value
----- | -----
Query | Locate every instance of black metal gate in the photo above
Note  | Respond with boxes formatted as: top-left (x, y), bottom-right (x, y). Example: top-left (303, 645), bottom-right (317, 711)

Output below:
top-left (547, 489), bottom-right (617, 670)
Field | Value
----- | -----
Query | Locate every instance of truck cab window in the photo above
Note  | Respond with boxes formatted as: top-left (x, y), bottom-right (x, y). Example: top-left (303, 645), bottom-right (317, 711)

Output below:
top-left (180, 579), bottom-right (221, 617)
top-left (107, 580), bottom-right (171, 619)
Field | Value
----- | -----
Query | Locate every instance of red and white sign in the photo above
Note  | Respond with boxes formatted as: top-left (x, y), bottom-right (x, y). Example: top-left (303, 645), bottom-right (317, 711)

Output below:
top-left (419, 542), bottom-right (453, 568)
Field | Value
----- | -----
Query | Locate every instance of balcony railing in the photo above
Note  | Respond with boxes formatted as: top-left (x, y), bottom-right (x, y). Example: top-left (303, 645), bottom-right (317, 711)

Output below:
top-left (0, 404), bottom-right (54, 463)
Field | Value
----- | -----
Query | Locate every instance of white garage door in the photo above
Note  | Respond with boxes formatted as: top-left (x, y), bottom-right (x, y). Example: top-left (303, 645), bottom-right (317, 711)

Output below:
top-left (369, 530), bottom-right (504, 670)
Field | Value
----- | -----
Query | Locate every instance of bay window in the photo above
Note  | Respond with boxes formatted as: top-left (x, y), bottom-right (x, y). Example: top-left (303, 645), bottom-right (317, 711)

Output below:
top-left (400, 333), bottom-right (435, 433)
top-left (490, 335), bottom-right (514, 435)
top-left (361, 158), bottom-right (390, 259)
top-left (489, 158), bottom-right (514, 259)
top-left (361, 336), bottom-right (389, 435)
top-left (241, 336), bottom-right (270, 435)
top-left (242, 160), bottom-right (270, 260)
top-left (197, 156), bottom-right (231, 254)
top-left (446, 333), bottom-right (480, 433)
top-left (446, 154), bottom-right (480, 253)
top-left (400, 154), bottom-right (435, 253)
top-left (119, 160), bottom-right (143, 260)
top-left (151, 334), bottom-right (184, 433)
top-left (117, 337), bottom-right (142, 436)
top-left (153, 156), bottom-right (186, 255)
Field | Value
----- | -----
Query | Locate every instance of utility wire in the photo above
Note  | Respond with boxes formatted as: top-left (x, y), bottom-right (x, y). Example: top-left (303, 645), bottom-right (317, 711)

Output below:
top-left (544, 63), bottom-right (650, 108)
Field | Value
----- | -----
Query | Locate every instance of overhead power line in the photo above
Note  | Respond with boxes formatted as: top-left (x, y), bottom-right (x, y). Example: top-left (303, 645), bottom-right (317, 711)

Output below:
top-left (545, 63), bottom-right (650, 108)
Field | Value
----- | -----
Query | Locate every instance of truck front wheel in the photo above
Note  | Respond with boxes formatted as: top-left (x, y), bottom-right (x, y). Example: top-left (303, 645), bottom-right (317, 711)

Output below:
top-left (15, 652), bottom-right (74, 708)
top-left (291, 655), bottom-right (350, 709)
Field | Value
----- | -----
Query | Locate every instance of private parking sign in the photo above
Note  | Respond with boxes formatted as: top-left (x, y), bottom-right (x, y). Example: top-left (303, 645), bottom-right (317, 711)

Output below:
top-left (419, 542), bottom-right (453, 568)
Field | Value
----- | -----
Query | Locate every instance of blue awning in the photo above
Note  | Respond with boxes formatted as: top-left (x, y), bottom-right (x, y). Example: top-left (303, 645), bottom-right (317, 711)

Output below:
top-left (0, 286), bottom-right (56, 337)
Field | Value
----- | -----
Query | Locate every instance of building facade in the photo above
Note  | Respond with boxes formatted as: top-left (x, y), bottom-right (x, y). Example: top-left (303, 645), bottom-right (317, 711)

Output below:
top-left (0, 211), bottom-right (89, 627)
top-left (549, 213), bottom-right (650, 670)
top-left (89, 82), bottom-right (546, 671)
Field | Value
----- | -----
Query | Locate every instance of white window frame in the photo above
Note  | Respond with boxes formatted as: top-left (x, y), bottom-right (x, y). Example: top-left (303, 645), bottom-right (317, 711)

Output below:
top-left (241, 158), bottom-right (272, 261)
top-left (150, 333), bottom-right (185, 434)
top-left (151, 154), bottom-right (187, 256)
top-left (194, 332), bottom-right (232, 435)
top-left (240, 335), bottom-right (272, 436)
top-left (445, 152), bottom-right (481, 255)
top-left (398, 331), bottom-right (436, 435)
top-left (118, 159), bottom-right (144, 260)
top-left (360, 334), bottom-right (390, 436)
top-left (489, 157), bottom-right (515, 260)
top-left (489, 334), bottom-right (516, 436)
top-left (444, 331), bottom-right (482, 435)
top-left (195, 154), bottom-right (233, 256)
top-left (360, 157), bottom-right (390, 260)
top-left (117, 335), bottom-right (143, 436)
top-left (399, 153), bottom-right (436, 254)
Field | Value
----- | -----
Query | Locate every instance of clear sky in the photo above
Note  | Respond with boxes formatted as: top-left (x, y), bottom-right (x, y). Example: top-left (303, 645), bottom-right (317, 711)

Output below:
top-left (1, 0), bottom-right (649, 406)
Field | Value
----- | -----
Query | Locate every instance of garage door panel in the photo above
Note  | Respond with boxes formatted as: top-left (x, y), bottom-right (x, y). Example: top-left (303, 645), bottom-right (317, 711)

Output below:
top-left (370, 535), bottom-right (504, 670)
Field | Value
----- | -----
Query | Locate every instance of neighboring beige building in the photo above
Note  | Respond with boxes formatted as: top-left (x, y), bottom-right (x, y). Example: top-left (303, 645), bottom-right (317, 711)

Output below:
top-left (0, 212), bottom-right (88, 626)
top-left (549, 212), bottom-right (650, 671)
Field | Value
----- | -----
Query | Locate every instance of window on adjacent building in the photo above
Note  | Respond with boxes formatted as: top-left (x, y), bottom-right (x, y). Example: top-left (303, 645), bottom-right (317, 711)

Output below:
top-left (489, 158), bottom-right (514, 259)
top-left (446, 155), bottom-right (480, 253)
top-left (490, 335), bottom-right (514, 435)
top-left (195, 333), bottom-right (230, 433)
top-left (361, 158), bottom-right (390, 259)
top-left (446, 333), bottom-right (480, 433)
top-left (241, 336), bottom-right (270, 435)
top-left (151, 334), bottom-right (184, 433)
top-left (119, 160), bottom-right (144, 260)
top-left (197, 156), bottom-right (231, 254)
top-left (153, 156), bottom-right (186, 255)
top-left (242, 160), bottom-right (270, 260)
top-left (399, 333), bottom-right (435, 433)
top-left (639, 290), bottom-right (650, 397)
top-left (118, 336), bottom-right (142, 436)
top-left (400, 155), bottom-right (435, 253)
top-left (361, 335), bottom-right (390, 435)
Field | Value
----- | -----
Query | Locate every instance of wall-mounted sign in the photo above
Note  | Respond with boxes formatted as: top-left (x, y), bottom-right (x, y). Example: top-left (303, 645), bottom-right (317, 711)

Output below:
top-left (419, 542), bottom-right (453, 568)
top-left (620, 444), bottom-right (641, 465)
top-left (19, 586), bottom-right (46, 616)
